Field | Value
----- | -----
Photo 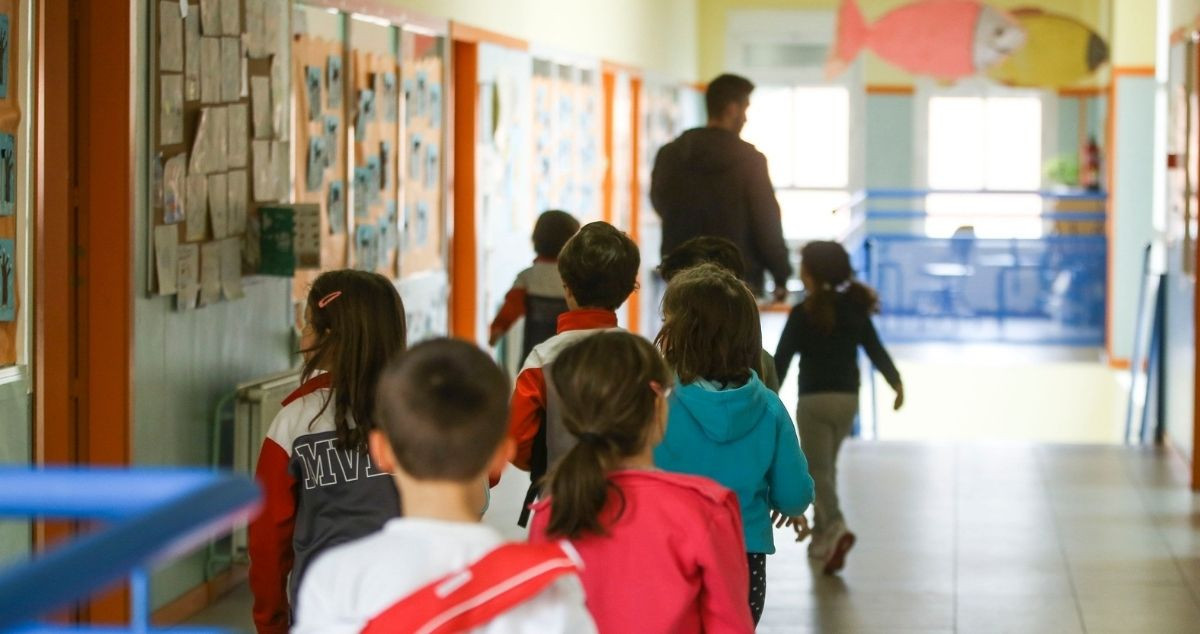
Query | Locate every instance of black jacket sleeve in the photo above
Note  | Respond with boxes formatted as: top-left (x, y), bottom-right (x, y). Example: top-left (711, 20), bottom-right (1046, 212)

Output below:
top-left (774, 306), bottom-right (804, 385)
top-left (859, 314), bottom-right (902, 390)
top-left (650, 144), bottom-right (670, 219)
top-left (745, 151), bottom-right (792, 289)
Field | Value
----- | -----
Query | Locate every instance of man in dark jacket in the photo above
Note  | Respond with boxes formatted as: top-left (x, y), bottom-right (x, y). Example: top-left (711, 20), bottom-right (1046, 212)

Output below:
top-left (651, 73), bottom-right (791, 300)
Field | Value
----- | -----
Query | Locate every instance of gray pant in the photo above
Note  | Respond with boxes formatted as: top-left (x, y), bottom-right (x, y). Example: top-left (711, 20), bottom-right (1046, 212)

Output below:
top-left (796, 393), bottom-right (859, 532)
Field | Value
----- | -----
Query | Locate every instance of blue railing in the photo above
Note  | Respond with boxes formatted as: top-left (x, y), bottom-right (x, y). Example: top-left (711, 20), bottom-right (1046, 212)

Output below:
top-left (830, 188), bottom-right (1107, 346)
top-left (0, 468), bottom-right (261, 633)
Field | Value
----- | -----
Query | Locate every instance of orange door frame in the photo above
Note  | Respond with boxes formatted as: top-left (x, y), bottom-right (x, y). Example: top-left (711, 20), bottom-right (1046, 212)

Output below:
top-left (628, 77), bottom-right (642, 334)
top-left (451, 38), bottom-right (479, 340)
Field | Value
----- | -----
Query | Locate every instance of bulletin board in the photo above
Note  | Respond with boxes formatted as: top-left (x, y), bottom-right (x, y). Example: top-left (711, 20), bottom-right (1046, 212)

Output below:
top-left (531, 56), bottom-right (603, 224)
top-left (292, 23), bottom-right (348, 301)
top-left (150, 0), bottom-right (292, 310)
top-left (0, 0), bottom-right (20, 365)
top-left (399, 27), bottom-right (448, 278)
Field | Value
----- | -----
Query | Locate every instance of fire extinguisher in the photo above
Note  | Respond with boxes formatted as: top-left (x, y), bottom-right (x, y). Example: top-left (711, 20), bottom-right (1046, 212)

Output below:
top-left (1081, 136), bottom-right (1101, 191)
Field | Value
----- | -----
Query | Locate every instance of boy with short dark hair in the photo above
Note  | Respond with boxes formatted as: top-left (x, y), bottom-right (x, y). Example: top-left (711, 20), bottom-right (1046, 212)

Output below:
top-left (505, 221), bottom-right (640, 525)
top-left (488, 210), bottom-right (581, 363)
top-left (293, 339), bottom-right (595, 633)
top-left (658, 236), bottom-right (782, 392)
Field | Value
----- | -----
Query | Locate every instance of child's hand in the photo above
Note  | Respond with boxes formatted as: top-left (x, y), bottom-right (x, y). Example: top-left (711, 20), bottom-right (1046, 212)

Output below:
top-left (770, 511), bottom-right (812, 542)
top-left (893, 384), bottom-right (905, 411)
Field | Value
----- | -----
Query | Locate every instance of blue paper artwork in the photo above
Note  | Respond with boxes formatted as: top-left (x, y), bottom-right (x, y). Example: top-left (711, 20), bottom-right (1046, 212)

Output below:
top-left (327, 55), bottom-right (343, 109)
top-left (327, 180), bottom-right (345, 235)
top-left (0, 238), bottom-right (14, 322)
top-left (356, 89), bottom-right (376, 142)
top-left (305, 65), bottom-right (322, 121)
top-left (380, 201), bottom-right (398, 254)
top-left (416, 71), bottom-right (428, 118)
top-left (409, 134), bottom-right (422, 181)
top-left (403, 79), bottom-right (416, 124)
top-left (382, 72), bottom-right (397, 122)
top-left (0, 15), bottom-right (10, 100)
top-left (323, 116), bottom-right (339, 167)
top-left (0, 133), bottom-right (14, 217)
top-left (429, 83), bottom-right (442, 128)
top-left (425, 144), bottom-right (438, 189)
top-left (354, 224), bottom-right (380, 271)
top-left (305, 137), bottom-right (327, 192)
top-left (415, 201), bottom-right (429, 247)
top-left (365, 155), bottom-right (382, 204)
top-left (352, 167), bottom-right (371, 218)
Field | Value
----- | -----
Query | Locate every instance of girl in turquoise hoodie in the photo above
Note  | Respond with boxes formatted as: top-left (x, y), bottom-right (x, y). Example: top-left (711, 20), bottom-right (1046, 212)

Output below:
top-left (653, 264), bottom-right (814, 625)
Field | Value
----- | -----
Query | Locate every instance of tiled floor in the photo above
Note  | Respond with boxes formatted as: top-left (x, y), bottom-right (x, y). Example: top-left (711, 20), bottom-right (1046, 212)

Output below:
top-left (184, 442), bottom-right (1200, 633)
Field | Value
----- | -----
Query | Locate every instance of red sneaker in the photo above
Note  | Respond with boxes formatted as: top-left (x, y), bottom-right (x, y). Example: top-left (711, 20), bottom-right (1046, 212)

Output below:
top-left (822, 525), bottom-right (856, 575)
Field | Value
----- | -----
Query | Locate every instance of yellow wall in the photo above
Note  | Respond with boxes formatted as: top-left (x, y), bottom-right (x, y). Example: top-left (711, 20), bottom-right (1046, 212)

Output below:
top-left (1111, 0), bottom-right (1158, 67)
top-left (382, 0), bottom-right (699, 80)
top-left (698, 0), bottom-right (1111, 84)
top-left (1172, 0), bottom-right (1200, 29)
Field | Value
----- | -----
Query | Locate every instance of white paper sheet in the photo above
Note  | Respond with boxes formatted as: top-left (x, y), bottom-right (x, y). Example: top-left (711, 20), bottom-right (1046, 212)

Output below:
top-left (220, 237), bottom-right (245, 299)
top-left (176, 243), bottom-right (200, 310)
top-left (200, 37), bottom-right (221, 104)
top-left (160, 74), bottom-right (184, 145)
top-left (208, 172), bottom-right (230, 239)
top-left (199, 241), bottom-right (222, 306)
top-left (220, 37), bottom-right (241, 102)
top-left (199, 0), bottom-right (221, 35)
top-left (227, 169), bottom-right (248, 235)
top-left (184, 10), bottom-right (201, 100)
top-left (227, 103), bottom-right (248, 168)
top-left (154, 224), bottom-right (179, 295)
top-left (185, 171), bottom-right (208, 241)
top-left (220, 0), bottom-right (240, 35)
top-left (251, 76), bottom-right (272, 138)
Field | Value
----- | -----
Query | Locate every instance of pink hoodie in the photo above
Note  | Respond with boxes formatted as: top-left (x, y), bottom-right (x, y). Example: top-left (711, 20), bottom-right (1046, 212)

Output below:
top-left (529, 470), bottom-right (754, 633)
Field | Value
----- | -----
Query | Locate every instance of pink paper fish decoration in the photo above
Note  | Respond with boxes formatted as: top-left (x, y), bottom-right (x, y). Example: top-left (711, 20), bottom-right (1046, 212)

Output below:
top-left (829, 0), bottom-right (1026, 80)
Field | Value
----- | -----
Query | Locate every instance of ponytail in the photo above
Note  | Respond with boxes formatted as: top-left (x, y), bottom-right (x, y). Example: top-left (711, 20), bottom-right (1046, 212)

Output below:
top-left (541, 332), bottom-right (669, 539)
top-left (800, 241), bottom-right (879, 336)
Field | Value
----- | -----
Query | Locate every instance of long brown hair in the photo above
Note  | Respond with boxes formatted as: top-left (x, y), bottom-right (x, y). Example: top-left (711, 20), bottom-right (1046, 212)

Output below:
top-left (544, 332), bottom-right (670, 539)
top-left (655, 264), bottom-right (761, 386)
top-left (800, 241), bottom-right (879, 336)
top-left (302, 270), bottom-right (407, 451)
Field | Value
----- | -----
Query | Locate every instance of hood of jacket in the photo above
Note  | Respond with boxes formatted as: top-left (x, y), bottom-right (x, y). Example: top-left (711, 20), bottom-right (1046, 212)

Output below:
top-left (671, 372), bottom-right (772, 443)
top-left (668, 127), bottom-right (748, 174)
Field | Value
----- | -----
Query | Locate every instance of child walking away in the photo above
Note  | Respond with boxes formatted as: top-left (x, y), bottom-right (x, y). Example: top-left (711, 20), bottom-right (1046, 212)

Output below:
top-left (774, 241), bottom-right (904, 575)
top-left (488, 210), bottom-right (582, 362)
top-left (506, 221), bottom-right (640, 525)
top-left (249, 270), bottom-right (407, 634)
top-left (293, 339), bottom-right (595, 633)
top-left (659, 235), bottom-right (782, 392)
top-left (653, 264), bottom-right (814, 624)
top-left (529, 332), bottom-right (754, 633)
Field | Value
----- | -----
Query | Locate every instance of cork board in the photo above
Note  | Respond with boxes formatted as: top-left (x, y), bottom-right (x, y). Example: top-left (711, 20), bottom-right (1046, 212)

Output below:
top-left (349, 46), bottom-right (400, 278)
top-left (531, 58), bottom-right (603, 225)
top-left (151, 0), bottom-right (291, 309)
top-left (399, 29), bottom-right (447, 278)
top-left (291, 33), bottom-right (349, 301)
top-left (0, 0), bottom-right (20, 366)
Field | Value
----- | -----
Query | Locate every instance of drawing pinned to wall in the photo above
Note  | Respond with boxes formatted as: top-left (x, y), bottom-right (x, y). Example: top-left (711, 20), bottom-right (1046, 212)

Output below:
top-left (227, 169), bottom-right (248, 234)
top-left (305, 65), bottom-right (322, 120)
top-left (354, 224), bottom-right (379, 270)
top-left (184, 10), bottom-right (201, 99)
top-left (409, 134), bottom-right (422, 180)
top-left (199, 241), bottom-right (222, 306)
top-left (220, 0), bottom-right (240, 36)
top-left (365, 155), bottom-right (381, 203)
top-left (294, 203), bottom-right (321, 269)
top-left (0, 238), bottom-right (13, 322)
top-left (828, 0), bottom-right (1026, 80)
top-left (381, 72), bottom-right (397, 122)
top-left (306, 137), bottom-right (327, 192)
top-left (200, 36), bottom-right (221, 103)
top-left (429, 83), bottom-right (441, 129)
top-left (177, 243), bottom-right (200, 310)
top-left (425, 144), bottom-right (437, 189)
top-left (327, 55), bottom-right (343, 108)
top-left (228, 103), bottom-right (249, 168)
top-left (328, 180), bottom-right (344, 234)
top-left (353, 166), bottom-right (370, 218)
top-left (153, 225), bottom-right (179, 296)
top-left (380, 140), bottom-right (392, 192)
top-left (159, 2), bottom-right (184, 73)
top-left (251, 76), bottom-right (272, 138)
top-left (403, 78), bottom-right (415, 124)
top-left (415, 201), bottom-right (428, 246)
top-left (380, 201), bottom-right (397, 254)
top-left (200, 0), bottom-right (221, 35)
top-left (356, 89), bottom-right (375, 141)
top-left (163, 153), bottom-right (187, 224)
top-left (220, 37), bottom-right (241, 102)
top-left (0, 133), bottom-right (15, 218)
top-left (986, 9), bottom-right (1108, 87)
top-left (208, 172), bottom-right (230, 239)
top-left (220, 237), bottom-right (244, 299)
top-left (161, 74), bottom-right (185, 146)
top-left (323, 115), bottom-right (339, 163)
top-left (185, 171), bottom-right (208, 241)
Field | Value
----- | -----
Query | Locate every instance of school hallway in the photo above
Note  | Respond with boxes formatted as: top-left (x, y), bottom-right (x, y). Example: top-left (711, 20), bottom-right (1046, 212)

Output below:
top-left (181, 441), bottom-right (1200, 633)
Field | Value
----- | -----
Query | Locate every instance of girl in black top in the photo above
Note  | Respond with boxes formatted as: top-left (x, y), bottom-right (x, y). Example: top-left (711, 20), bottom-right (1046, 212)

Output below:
top-left (774, 241), bottom-right (903, 575)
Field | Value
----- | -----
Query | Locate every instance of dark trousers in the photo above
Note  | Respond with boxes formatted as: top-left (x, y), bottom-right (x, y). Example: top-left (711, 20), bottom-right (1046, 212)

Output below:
top-left (747, 552), bottom-right (766, 624)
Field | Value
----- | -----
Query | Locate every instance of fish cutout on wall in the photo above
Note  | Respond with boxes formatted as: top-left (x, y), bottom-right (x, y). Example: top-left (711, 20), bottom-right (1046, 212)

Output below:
top-left (829, 0), bottom-right (1026, 81)
top-left (986, 8), bottom-right (1108, 87)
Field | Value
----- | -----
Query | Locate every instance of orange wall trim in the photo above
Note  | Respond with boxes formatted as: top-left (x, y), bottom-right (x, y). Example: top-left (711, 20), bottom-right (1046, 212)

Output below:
top-left (152, 567), bottom-right (247, 627)
top-left (297, 0), bottom-right (446, 29)
top-left (628, 77), bottom-right (642, 334)
top-left (449, 22), bottom-right (528, 50)
top-left (1058, 86), bottom-right (1106, 97)
top-left (1108, 358), bottom-right (1131, 370)
top-left (601, 71), bottom-right (616, 225)
top-left (1111, 66), bottom-right (1156, 77)
top-left (865, 84), bottom-right (915, 95)
top-left (451, 40), bottom-right (479, 340)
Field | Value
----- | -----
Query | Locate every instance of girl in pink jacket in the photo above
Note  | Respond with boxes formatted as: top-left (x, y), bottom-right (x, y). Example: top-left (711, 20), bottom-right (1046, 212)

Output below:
top-left (528, 331), bottom-right (754, 633)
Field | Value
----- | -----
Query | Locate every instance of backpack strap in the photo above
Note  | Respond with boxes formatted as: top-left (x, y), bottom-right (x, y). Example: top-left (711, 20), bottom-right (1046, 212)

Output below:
top-left (360, 541), bottom-right (582, 634)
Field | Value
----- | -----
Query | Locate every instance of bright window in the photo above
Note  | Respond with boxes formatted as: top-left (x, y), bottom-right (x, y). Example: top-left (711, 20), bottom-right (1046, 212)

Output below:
top-left (926, 95), bottom-right (1043, 238)
top-left (743, 86), bottom-right (850, 241)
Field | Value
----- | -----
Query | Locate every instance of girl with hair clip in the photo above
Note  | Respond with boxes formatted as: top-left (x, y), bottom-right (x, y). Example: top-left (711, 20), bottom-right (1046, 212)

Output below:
top-left (774, 240), bottom-right (904, 575)
top-left (528, 331), bottom-right (755, 633)
top-left (248, 270), bottom-right (408, 634)
top-left (653, 264), bottom-right (813, 624)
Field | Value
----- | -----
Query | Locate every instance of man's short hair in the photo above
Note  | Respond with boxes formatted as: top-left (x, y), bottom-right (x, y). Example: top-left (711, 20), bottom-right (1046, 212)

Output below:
top-left (659, 236), bottom-right (746, 282)
top-left (375, 338), bottom-right (510, 481)
top-left (558, 221), bottom-right (640, 310)
top-left (706, 74), bottom-right (755, 119)
top-left (532, 209), bottom-right (581, 259)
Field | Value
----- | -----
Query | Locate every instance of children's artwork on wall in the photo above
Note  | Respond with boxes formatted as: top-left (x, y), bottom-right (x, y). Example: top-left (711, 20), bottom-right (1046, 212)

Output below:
top-left (200, 0), bottom-right (220, 35)
top-left (185, 171), bottom-right (208, 241)
top-left (0, 238), bottom-right (13, 322)
top-left (305, 65), bottom-right (322, 121)
top-left (381, 72), bottom-right (397, 122)
top-left (380, 140), bottom-right (391, 191)
top-left (220, 37), bottom-right (241, 102)
top-left (306, 137), bottom-right (326, 191)
top-left (425, 144), bottom-right (437, 189)
top-left (415, 201), bottom-right (428, 246)
top-left (0, 133), bottom-right (14, 217)
top-left (160, 74), bottom-right (184, 146)
top-left (327, 55), bottom-right (342, 108)
top-left (381, 201), bottom-right (397, 253)
top-left (159, 2), bottom-right (184, 73)
top-left (355, 89), bottom-right (375, 141)
top-left (208, 172), bottom-right (230, 239)
top-left (294, 203), bottom-right (321, 268)
top-left (220, 0), bottom-right (240, 36)
top-left (200, 36), bottom-right (221, 103)
top-left (220, 237), bottom-right (244, 299)
top-left (153, 225), bottom-right (178, 296)
top-left (199, 241), bottom-right (222, 306)
top-left (227, 168), bottom-right (247, 234)
top-left (408, 133), bottom-right (421, 180)
top-left (184, 10), bottom-right (200, 99)
top-left (986, 9), bottom-right (1108, 88)
top-left (251, 76), bottom-right (271, 138)
top-left (176, 243), bottom-right (200, 310)
top-left (323, 115), bottom-right (339, 163)
top-left (228, 103), bottom-right (248, 168)
top-left (327, 180), bottom-right (344, 234)
top-left (531, 58), bottom-right (602, 223)
top-left (353, 166), bottom-right (370, 218)
top-left (829, 0), bottom-right (1026, 81)
top-left (365, 155), bottom-right (381, 203)
top-left (163, 153), bottom-right (187, 224)
top-left (403, 78), bottom-right (415, 124)
top-left (354, 224), bottom-right (379, 270)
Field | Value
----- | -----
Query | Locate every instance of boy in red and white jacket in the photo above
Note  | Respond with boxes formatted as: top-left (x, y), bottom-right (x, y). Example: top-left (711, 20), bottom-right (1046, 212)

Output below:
top-left (293, 339), bottom-right (594, 633)
top-left (504, 222), bottom-right (641, 525)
